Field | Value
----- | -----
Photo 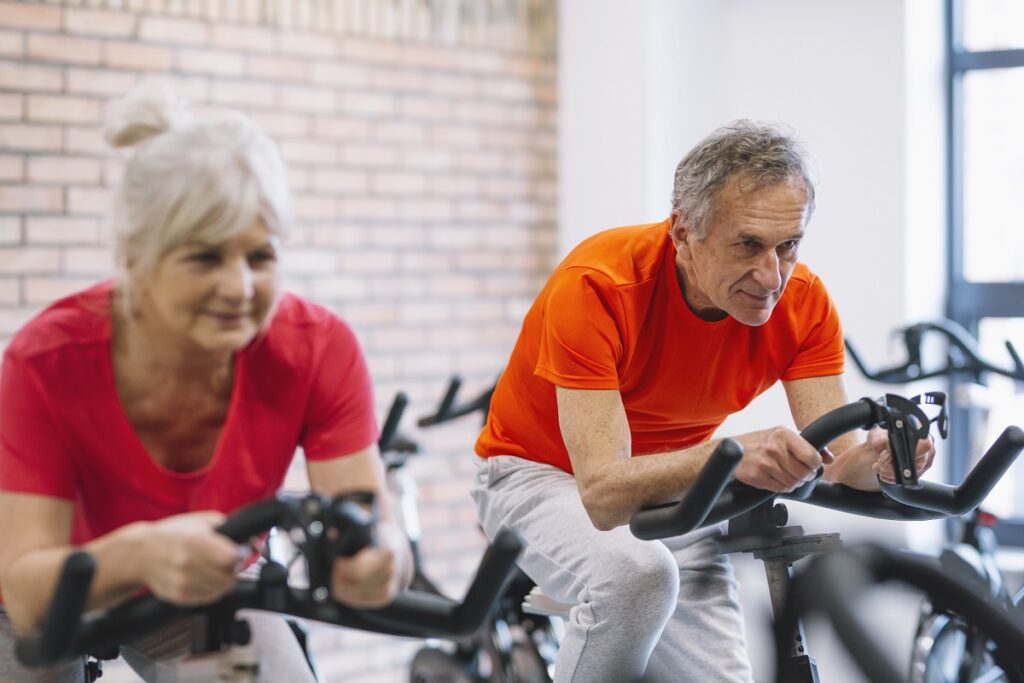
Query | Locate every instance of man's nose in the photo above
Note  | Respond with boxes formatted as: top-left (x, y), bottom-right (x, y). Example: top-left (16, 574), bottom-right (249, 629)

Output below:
top-left (752, 250), bottom-right (782, 292)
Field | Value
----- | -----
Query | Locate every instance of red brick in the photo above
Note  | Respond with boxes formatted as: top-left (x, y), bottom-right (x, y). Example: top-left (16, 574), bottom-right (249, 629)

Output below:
top-left (337, 91), bottom-right (395, 117)
top-left (340, 143), bottom-right (399, 168)
top-left (145, 74), bottom-right (209, 101)
top-left (0, 29), bottom-right (22, 58)
top-left (0, 153), bottom-right (20, 181)
top-left (0, 92), bottom-right (21, 120)
top-left (279, 140), bottom-right (337, 167)
top-left (338, 38), bottom-right (400, 64)
top-left (66, 68), bottom-right (139, 96)
top-left (0, 60), bottom-right (62, 92)
top-left (312, 169), bottom-right (369, 194)
top-left (24, 277), bottom-right (96, 305)
top-left (209, 81), bottom-right (277, 108)
top-left (62, 246), bottom-right (111, 275)
top-left (277, 30), bottom-right (335, 57)
top-left (400, 96), bottom-right (451, 121)
top-left (64, 127), bottom-right (106, 155)
top-left (0, 278), bottom-right (16, 304)
top-left (312, 115), bottom-right (369, 141)
top-left (27, 33), bottom-right (102, 65)
top-left (139, 17), bottom-right (209, 45)
top-left (211, 25), bottom-right (274, 53)
top-left (370, 171), bottom-right (426, 196)
top-left (0, 216), bottom-right (19, 243)
top-left (27, 95), bottom-right (101, 125)
top-left (310, 61), bottom-right (369, 87)
top-left (67, 187), bottom-right (110, 215)
top-left (25, 216), bottom-right (99, 244)
top-left (279, 85), bottom-right (334, 113)
top-left (64, 8), bottom-right (135, 37)
top-left (249, 111), bottom-right (308, 137)
top-left (28, 156), bottom-right (102, 184)
top-left (372, 121), bottom-right (426, 144)
top-left (0, 124), bottom-right (62, 151)
top-left (0, 1), bottom-right (61, 30)
top-left (104, 41), bottom-right (174, 71)
top-left (0, 185), bottom-right (62, 212)
top-left (177, 48), bottom-right (243, 76)
top-left (246, 55), bottom-right (308, 83)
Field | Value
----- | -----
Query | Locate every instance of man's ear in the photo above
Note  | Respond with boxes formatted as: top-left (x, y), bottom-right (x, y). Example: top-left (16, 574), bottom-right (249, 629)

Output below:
top-left (669, 210), bottom-right (694, 250)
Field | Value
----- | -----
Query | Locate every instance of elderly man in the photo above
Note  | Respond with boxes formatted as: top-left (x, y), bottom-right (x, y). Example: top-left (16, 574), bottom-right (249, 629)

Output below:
top-left (471, 121), bottom-right (934, 682)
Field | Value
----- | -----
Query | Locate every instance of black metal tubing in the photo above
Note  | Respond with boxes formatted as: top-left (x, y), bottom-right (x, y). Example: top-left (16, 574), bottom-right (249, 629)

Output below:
top-left (417, 376), bottom-right (495, 427)
top-left (17, 501), bottom-right (525, 666)
top-left (630, 397), bottom-right (1024, 540)
top-left (778, 544), bottom-right (1024, 683)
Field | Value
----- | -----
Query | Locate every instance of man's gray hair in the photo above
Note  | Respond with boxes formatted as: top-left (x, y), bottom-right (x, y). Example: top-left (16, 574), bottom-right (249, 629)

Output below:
top-left (671, 120), bottom-right (815, 238)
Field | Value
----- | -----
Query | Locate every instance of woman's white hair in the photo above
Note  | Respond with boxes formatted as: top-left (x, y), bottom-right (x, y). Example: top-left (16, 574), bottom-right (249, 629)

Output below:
top-left (105, 85), bottom-right (292, 278)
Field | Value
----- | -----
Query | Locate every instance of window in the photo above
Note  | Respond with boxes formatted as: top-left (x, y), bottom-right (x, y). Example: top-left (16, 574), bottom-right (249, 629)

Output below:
top-left (946, 0), bottom-right (1024, 543)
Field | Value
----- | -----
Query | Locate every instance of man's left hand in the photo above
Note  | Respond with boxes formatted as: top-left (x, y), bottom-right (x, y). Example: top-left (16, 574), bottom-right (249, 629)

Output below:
top-left (867, 426), bottom-right (937, 484)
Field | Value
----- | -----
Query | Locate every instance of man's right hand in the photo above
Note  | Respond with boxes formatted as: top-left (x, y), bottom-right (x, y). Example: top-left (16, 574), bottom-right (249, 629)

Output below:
top-left (137, 511), bottom-right (240, 605)
top-left (732, 427), bottom-right (830, 492)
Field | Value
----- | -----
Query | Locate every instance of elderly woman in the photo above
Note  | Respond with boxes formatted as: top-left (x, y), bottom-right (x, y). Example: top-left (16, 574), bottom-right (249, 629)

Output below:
top-left (0, 88), bottom-right (412, 682)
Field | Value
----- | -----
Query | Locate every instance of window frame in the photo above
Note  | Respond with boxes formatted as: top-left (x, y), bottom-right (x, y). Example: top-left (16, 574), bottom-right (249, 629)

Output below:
top-left (945, 0), bottom-right (1024, 544)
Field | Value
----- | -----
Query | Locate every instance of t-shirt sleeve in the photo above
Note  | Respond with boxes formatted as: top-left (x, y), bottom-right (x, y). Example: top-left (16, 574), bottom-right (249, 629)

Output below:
top-left (781, 273), bottom-right (846, 381)
top-left (0, 350), bottom-right (77, 499)
top-left (535, 268), bottom-right (625, 390)
top-left (300, 316), bottom-right (379, 460)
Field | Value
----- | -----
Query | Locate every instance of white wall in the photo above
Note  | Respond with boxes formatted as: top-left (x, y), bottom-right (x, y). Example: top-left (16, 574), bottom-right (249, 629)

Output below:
top-left (559, 1), bottom-right (946, 680)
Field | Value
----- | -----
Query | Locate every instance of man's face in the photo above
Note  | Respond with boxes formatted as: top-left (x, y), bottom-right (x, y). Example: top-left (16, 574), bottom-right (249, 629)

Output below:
top-left (671, 177), bottom-right (809, 326)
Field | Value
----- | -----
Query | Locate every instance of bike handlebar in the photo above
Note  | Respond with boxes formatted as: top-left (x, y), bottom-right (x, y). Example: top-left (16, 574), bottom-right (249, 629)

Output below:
top-left (629, 396), bottom-right (1024, 540)
top-left (845, 318), bottom-right (1024, 384)
top-left (16, 494), bottom-right (525, 667)
top-left (417, 376), bottom-right (495, 427)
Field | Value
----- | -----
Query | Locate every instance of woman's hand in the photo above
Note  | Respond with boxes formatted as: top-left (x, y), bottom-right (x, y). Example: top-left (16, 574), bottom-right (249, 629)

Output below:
top-left (138, 511), bottom-right (241, 605)
top-left (329, 520), bottom-right (412, 608)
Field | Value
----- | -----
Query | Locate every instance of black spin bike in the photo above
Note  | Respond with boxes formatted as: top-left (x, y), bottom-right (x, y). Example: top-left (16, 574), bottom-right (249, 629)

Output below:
top-left (377, 378), bottom-right (558, 683)
top-left (848, 319), bottom-right (1024, 682)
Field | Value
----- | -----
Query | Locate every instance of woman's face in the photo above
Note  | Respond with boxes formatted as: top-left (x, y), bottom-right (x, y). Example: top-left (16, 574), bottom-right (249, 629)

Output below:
top-left (136, 219), bottom-right (281, 354)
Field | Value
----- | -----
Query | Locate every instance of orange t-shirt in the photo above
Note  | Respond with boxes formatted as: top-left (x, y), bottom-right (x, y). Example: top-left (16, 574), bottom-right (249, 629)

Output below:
top-left (475, 219), bottom-right (845, 473)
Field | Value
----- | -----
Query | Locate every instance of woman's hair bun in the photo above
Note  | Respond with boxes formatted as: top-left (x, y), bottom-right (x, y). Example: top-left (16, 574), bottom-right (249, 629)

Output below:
top-left (104, 84), bottom-right (187, 149)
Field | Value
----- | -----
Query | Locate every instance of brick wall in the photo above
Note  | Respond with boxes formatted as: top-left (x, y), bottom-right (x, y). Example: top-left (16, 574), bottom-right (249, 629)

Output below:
top-left (0, 1), bottom-right (557, 680)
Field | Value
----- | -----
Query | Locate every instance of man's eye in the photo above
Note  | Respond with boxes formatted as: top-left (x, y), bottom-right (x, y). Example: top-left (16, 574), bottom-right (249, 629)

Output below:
top-left (779, 240), bottom-right (800, 253)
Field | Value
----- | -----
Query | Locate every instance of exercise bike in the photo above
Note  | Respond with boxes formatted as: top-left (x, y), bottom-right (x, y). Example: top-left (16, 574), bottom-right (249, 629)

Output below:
top-left (783, 543), bottom-right (1024, 683)
top-left (15, 488), bottom-right (525, 682)
top-left (530, 391), bottom-right (1023, 681)
top-left (847, 319), bottom-right (1024, 682)
top-left (380, 379), bottom-right (558, 683)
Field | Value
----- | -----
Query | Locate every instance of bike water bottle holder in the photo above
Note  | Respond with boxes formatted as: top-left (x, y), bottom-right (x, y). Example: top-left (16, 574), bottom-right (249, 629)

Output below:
top-left (870, 392), bottom-right (947, 489)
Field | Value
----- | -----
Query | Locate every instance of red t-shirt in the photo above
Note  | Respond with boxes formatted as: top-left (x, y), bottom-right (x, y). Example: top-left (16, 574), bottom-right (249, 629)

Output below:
top-left (0, 282), bottom-right (378, 544)
top-left (476, 220), bottom-right (845, 473)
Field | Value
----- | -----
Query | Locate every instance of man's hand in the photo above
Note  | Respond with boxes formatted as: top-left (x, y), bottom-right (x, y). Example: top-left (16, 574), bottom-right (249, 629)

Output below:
top-left (828, 427), bottom-right (936, 491)
top-left (330, 520), bottom-right (410, 608)
top-left (867, 427), bottom-right (936, 484)
top-left (733, 427), bottom-right (832, 492)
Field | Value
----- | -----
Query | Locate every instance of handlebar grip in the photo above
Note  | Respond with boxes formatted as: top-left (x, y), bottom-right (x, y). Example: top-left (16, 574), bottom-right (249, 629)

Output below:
top-left (216, 499), bottom-right (291, 543)
top-left (15, 551), bottom-right (95, 667)
top-left (360, 527), bottom-right (525, 638)
top-left (879, 426), bottom-right (1024, 515)
top-left (378, 392), bottom-right (409, 453)
top-left (630, 440), bottom-right (743, 539)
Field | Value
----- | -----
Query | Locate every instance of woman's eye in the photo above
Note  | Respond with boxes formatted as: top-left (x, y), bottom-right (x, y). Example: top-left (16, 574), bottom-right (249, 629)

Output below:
top-left (249, 250), bottom-right (277, 265)
top-left (189, 251), bottom-right (220, 264)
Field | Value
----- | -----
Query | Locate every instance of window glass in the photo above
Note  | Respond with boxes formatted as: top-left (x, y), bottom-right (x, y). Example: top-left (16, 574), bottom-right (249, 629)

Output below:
top-left (961, 68), bottom-right (1024, 282)
top-left (963, 0), bottom-right (1024, 51)
top-left (966, 317), bottom-right (1024, 518)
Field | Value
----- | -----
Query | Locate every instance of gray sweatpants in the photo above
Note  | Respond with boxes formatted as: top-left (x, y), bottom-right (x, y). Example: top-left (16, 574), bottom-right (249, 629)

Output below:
top-left (471, 455), bottom-right (754, 683)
